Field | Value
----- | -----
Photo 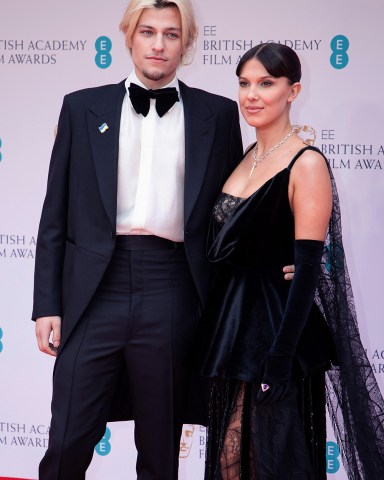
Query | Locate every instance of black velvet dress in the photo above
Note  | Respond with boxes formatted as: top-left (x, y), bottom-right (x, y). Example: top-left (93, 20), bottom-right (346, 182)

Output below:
top-left (198, 147), bottom-right (337, 479)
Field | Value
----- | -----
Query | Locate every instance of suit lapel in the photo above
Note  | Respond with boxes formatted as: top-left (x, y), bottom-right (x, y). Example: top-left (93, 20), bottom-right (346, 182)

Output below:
top-left (180, 82), bottom-right (217, 224)
top-left (87, 81), bottom-right (126, 230)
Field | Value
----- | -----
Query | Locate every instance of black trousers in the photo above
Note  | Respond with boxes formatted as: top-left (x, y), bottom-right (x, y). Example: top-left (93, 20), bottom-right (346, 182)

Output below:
top-left (39, 236), bottom-right (201, 480)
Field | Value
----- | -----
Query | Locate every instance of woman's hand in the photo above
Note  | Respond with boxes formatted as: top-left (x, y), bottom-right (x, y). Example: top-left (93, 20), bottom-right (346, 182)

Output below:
top-left (283, 264), bottom-right (295, 280)
top-left (256, 353), bottom-right (294, 404)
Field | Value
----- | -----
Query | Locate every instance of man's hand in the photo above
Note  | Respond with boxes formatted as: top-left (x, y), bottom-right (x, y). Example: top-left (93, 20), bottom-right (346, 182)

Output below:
top-left (36, 316), bottom-right (61, 357)
top-left (283, 264), bottom-right (295, 281)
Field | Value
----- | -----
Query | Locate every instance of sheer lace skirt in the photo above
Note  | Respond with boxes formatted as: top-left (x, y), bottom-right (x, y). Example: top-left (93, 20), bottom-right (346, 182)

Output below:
top-left (205, 374), bottom-right (326, 480)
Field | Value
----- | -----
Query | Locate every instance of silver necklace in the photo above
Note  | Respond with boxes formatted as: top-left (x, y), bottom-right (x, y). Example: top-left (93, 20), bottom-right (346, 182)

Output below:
top-left (249, 128), bottom-right (295, 178)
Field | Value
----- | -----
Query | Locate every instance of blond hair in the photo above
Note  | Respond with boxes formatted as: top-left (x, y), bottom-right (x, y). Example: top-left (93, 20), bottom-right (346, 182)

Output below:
top-left (119, 0), bottom-right (197, 65)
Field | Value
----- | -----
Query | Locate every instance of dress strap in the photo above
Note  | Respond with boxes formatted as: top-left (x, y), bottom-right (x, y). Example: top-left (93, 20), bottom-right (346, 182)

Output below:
top-left (243, 142), bottom-right (256, 158)
top-left (287, 145), bottom-right (322, 170)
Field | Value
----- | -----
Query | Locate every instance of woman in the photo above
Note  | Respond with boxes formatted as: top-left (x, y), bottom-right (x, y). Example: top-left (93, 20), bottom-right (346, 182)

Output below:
top-left (198, 43), bottom-right (384, 479)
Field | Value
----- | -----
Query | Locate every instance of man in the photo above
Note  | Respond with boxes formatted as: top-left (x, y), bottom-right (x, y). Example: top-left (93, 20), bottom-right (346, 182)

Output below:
top-left (33, 1), bottom-right (243, 478)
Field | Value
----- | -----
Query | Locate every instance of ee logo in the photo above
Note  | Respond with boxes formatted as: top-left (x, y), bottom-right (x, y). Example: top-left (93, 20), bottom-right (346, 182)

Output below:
top-left (0, 137), bottom-right (3, 162)
top-left (330, 35), bottom-right (349, 69)
top-left (326, 441), bottom-right (341, 473)
top-left (95, 36), bottom-right (112, 69)
top-left (0, 328), bottom-right (3, 353)
top-left (325, 242), bottom-right (344, 273)
top-left (95, 426), bottom-right (111, 456)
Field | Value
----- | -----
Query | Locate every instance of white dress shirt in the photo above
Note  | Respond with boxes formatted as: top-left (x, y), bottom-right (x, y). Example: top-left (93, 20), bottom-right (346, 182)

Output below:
top-left (116, 71), bottom-right (185, 242)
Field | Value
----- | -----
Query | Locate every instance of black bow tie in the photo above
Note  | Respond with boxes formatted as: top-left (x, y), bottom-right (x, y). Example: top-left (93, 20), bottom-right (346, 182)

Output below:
top-left (128, 82), bottom-right (179, 118)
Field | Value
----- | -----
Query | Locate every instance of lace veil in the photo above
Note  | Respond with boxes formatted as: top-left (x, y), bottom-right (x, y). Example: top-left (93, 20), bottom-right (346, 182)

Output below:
top-left (315, 162), bottom-right (384, 479)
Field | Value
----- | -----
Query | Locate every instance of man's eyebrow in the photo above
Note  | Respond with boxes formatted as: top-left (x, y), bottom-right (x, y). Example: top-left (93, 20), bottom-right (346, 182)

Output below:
top-left (137, 23), bottom-right (182, 31)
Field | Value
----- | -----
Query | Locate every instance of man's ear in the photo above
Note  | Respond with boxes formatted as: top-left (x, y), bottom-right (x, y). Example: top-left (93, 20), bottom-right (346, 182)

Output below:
top-left (126, 33), bottom-right (132, 49)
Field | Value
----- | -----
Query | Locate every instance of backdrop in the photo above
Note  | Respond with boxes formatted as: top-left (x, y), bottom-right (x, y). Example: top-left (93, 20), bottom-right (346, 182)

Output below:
top-left (0, 0), bottom-right (383, 478)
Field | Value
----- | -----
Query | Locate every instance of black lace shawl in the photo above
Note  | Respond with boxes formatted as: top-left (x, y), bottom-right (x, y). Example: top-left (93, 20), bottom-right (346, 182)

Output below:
top-left (316, 165), bottom-right (384, 479)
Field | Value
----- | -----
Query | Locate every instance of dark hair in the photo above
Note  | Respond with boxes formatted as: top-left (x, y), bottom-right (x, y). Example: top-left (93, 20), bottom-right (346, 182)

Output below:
top-left (236, 43), bottom-right (301, 84)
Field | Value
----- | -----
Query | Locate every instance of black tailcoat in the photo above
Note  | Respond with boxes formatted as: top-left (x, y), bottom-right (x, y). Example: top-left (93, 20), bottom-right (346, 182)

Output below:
top-left (32, 79), bottom-right (243, 422)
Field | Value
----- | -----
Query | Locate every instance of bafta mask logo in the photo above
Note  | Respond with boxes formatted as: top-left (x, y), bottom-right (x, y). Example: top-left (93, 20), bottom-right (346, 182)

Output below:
top-left (292, 125), bottom-right (316, 146)
top-left (179, 424), bottom-right (195, 458)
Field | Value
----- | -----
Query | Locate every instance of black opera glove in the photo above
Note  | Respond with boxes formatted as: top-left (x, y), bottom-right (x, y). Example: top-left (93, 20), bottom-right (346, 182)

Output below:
top-left (257, 239), bottom-right (324, 404)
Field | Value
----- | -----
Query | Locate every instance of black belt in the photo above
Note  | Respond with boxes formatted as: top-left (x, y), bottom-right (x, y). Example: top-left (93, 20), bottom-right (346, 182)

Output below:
top-left (115, 235), bottom-right (184, 251)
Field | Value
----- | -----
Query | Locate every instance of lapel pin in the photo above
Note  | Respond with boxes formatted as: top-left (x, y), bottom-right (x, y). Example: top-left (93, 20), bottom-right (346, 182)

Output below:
top-left (99, 123), bottom-right (109, 133)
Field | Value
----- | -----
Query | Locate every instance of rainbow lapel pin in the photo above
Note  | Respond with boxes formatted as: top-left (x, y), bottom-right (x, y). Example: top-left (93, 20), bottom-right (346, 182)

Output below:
top-left (98, 123), bottom-right (109, 134)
